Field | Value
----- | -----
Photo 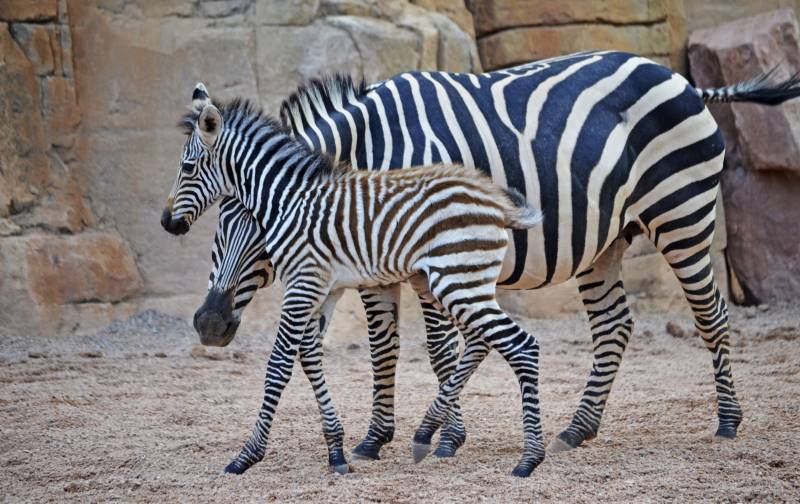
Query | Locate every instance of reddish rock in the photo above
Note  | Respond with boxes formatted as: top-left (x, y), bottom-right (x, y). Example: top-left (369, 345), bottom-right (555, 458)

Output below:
top-left (689, 8), bottom-right (800, 303)
top-left (0, 231), bottom-right (144, 335)
top-left (23, 231), bottom-right (143, 306)
top-left (690, 8), bottom-right (800, 173)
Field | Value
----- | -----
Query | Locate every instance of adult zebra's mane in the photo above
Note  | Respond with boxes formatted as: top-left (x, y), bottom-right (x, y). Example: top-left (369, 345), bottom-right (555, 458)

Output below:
top-left (278, 74), bottom-right (368, 129)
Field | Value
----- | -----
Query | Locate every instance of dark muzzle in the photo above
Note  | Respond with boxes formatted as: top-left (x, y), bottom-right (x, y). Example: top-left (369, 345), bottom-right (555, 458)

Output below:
top-left (193, 289), bottom-right (239, 347)
top-left (161, 208), bottom-right (190, 235)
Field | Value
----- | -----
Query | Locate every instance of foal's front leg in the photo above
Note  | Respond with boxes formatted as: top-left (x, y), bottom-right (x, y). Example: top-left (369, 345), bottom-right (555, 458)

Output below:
top-left (224, 286), bottom-right (329, 475)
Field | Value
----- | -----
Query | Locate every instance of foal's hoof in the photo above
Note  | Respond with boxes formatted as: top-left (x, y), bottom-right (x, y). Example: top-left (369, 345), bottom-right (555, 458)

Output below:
top-left (352, 442), bottom-right (381, 461)
top-left (411, 442), bottom-right (431, 463)
top-left (224, 459), bottom-right (250, 475)
top-left (433, 427), bottom-right (466, 458)
top-left (511, 463), bottom-right (536, 478)
top-left (331, 463), bottom-right (350, 475)
top-left (511, 455), bottom-right (544, 478)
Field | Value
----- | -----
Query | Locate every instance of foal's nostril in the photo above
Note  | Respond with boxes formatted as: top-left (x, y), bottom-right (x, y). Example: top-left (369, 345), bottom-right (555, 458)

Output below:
top-left (195, 311), bottom-right (228, 340)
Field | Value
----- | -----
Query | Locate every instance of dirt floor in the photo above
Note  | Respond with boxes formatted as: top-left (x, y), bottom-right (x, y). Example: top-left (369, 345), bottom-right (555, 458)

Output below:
top-left (2, 303), bottom-right (799, 503)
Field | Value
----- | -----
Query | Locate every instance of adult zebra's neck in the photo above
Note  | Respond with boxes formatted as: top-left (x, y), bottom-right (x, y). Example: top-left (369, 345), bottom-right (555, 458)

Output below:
top-left (279, 75), bottom-right (371, 168)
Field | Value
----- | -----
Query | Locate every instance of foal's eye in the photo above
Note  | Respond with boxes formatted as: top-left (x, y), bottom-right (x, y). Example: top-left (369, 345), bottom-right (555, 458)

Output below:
top-left (182, 162), bottom-right (195, 174)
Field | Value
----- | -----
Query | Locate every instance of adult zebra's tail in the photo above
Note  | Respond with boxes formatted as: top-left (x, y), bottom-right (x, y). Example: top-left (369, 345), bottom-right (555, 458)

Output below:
top-left (501, 187), bottom-right (543, 230)
top-left (696, 67), bottom-right (800, 105)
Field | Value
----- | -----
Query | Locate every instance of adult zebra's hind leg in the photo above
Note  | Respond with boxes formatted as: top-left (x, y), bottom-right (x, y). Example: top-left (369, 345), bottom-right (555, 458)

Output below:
top-left (652, 210), bottom-right (742, 440)
top-left (352, 286), bottom-right (401, 461)
top-left (550, 238), bottom-right (634, 452)
top-left (418, 295), bottom-right (467, 458)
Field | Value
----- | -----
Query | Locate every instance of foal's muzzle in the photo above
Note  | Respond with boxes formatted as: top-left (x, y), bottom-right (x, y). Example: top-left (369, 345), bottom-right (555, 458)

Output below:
top-left (194, 289), bottom-right (239, 347)
top-left (161, 208), bottom-right (190, 235)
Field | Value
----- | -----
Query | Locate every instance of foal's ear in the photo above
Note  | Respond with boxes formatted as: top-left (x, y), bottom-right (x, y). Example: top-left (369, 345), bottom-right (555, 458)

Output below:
top-left (198, 104), bottom-right (223, 147)
top-left (192, 82), bottom-right (211, 113)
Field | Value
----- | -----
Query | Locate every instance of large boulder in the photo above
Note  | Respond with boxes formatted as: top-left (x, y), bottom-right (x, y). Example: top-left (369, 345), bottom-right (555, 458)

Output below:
top-left (689, 8), bottom-right (800, 304)
top-left (0, 231), bottom-right (143, 335)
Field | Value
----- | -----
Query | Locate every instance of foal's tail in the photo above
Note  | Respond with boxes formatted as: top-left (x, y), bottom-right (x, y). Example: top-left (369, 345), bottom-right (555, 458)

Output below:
top-left (501, 187), bottom-right (543, 230)
top-left (696, 66), bottom-right (800, 105)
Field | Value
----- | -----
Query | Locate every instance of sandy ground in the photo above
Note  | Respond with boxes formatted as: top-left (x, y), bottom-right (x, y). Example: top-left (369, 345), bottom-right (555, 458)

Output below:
top-left (2, 303), bottom-right (799, 503)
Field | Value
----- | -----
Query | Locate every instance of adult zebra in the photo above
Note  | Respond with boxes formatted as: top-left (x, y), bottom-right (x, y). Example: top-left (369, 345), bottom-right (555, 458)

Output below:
top-left (169, 50), bottom-right (800, 471)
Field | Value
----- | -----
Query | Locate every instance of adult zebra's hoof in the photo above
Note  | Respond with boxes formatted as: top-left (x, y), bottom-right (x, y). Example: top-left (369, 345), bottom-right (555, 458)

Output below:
top-left (224, 460), bottom-right (250, 475)
top-left (330, 463), bottom-right (350, 475)
top-left (713, 426), bottom-right (738, 441)
top-left (432, 427), bottom-right (466, 458)
top-left (546, 436), bottom-right (574, 454)
top-left (411, 442), bottom-right (431, 463)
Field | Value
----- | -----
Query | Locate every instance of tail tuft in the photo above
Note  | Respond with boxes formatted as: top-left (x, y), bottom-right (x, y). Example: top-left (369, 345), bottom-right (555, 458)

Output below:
top-left (697, 66), bottom-right (800, 106)
top-left (503, 187), bottom-right (543, 230)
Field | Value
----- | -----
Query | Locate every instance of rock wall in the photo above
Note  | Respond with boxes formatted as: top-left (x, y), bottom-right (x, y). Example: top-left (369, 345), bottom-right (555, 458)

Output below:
top-left (2, 0), bottom-right (793, 337)
top-left (0, 0), bottom-right (480, 336)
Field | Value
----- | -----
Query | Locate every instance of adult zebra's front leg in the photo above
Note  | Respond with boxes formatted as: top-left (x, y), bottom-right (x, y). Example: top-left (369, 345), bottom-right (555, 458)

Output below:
top-left (550, 238), bottom-right (634, 452)
top-left (225, 284), bottom-right (334, 475)
top-left (352, 286), bottom-right (401, 460)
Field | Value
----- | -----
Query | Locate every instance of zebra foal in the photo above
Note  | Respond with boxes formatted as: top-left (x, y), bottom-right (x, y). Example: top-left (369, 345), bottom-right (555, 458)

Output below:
top-left (161, 86), bottom-right (546, 476)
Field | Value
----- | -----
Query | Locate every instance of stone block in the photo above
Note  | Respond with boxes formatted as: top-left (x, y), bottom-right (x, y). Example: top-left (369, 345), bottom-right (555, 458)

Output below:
top-left (478, 23), bottom-right (671, 71)
top-left (0, 231), bottom-right (143, 335)
top-left (0, 0), bottom-right (58, 22)
top-left (8, 24), bottom-right (55, 76)
top-left (469, 0), bottom-right (670, 37)
top-left (412, 0), bottom-right (475, 37)
top-left (255, 0), bottom-right (320, 25)
top-left (326, 16), bottom-right (420, 82)
top-left (720, 166), bottom-right (800, 303)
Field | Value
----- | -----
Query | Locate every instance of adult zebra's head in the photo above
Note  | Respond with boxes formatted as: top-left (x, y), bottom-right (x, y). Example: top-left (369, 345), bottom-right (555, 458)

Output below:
top-left (193, 198), bottom-right (275, 347)
top-left (161, 82), bottom-right (227, 235)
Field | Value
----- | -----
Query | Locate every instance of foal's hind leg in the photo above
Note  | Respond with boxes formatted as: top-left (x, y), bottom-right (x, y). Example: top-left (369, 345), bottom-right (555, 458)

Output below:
top-left (550, 238), bottom-right (634, 452)
top-left (417, 293), bottom-right (467, 458)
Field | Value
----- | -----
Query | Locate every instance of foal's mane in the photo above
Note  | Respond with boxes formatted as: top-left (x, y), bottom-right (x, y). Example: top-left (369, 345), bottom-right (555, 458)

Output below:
top-left (177, 97), bottom-right (349, 179)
